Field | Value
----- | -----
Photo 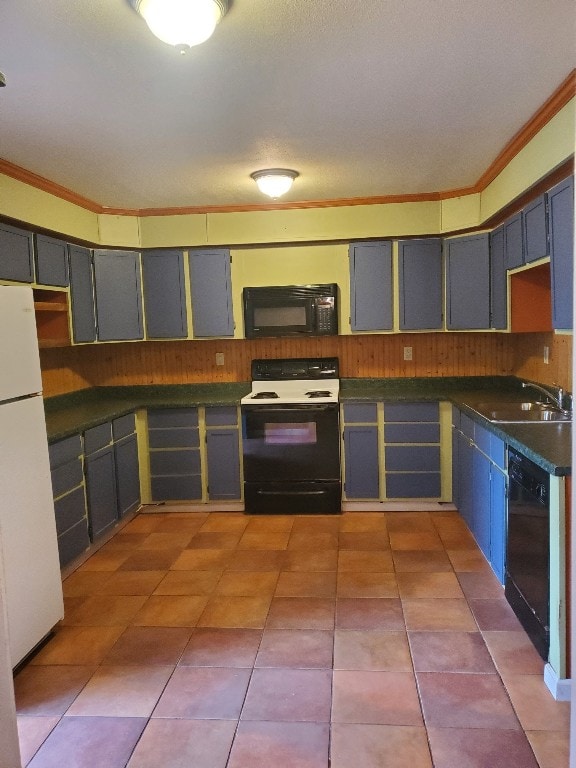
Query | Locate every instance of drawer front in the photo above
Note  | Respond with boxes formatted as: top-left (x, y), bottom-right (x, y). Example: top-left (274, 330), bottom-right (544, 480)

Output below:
top-left (54, 486), bottom-right (87, 535)
top-left (151, 474), bottom-right (202, 501)
top-left (112, 412), bottom-right (136, 441)
top-left (384, 402), bottom-right (439, 422)
top-left (205, 406), bottom-right (238, 427)
top-left (384, 423), bottom-right (440, 444)
top-left (148, 428), bottom-right (200, 449)
top-left (148, 408), bottom-right (198, 429)
top-left (342, 403), bottom-right (378, 423)
top-left (58, 518), bottom-right (90, 568)
top-left (386, 472), bottom-right (441, 498)
top-left (385, 445), bottom-right (440, 472)
top-left (49, 435), bottom-right (82, 469)
top-left (51, 458), bottom-right (84, 499)
top-left (84, 422), bottom-right (112, 454)
top-left (150, 449), bottom-right (201, 476)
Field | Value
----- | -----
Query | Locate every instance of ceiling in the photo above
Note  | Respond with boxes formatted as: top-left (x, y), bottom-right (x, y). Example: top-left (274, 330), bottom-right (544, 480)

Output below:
top-left (0, 0), bottom-right (574, 211)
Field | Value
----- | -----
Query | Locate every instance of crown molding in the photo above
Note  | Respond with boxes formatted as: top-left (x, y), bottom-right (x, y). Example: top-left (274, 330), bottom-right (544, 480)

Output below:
top-left (1, 69), bottom-right (574, 218)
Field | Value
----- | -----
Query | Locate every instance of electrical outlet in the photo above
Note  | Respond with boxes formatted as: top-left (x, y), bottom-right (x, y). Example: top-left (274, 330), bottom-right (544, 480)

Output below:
top-left (403, 346), bottom-right (413, 361)
top-left (215, 352), bottom-right (225, 366)
top-left (543, 346), bottom-right (549, 364)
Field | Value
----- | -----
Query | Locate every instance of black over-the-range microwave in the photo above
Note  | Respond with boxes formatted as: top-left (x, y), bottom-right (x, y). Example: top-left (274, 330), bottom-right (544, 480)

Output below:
top-left (243, 283), bottom-right (338, 339)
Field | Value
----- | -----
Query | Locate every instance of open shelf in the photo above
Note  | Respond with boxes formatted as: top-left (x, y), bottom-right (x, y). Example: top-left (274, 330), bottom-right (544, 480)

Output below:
top-left (33, 289), bottom-right (71, 348)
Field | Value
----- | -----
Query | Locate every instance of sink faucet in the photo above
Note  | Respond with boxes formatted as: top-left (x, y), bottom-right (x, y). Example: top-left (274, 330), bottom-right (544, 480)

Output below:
top-left (521, 381), bottom-right (569, 411)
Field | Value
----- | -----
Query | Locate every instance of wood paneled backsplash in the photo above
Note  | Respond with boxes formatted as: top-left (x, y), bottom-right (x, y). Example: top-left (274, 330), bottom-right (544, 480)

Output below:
top-left (40, 332), bottom-right (524, 396)
top-left (511, 332), bottom-right (573, 391)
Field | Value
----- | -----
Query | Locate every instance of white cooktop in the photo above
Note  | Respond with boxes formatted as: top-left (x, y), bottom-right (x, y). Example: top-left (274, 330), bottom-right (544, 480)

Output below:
top-left (241, 379), bottom-right (339, 405)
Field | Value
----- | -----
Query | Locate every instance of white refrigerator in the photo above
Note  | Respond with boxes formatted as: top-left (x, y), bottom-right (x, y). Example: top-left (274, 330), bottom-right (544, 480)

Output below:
top-left (0, 285), bottom-right (64, 666)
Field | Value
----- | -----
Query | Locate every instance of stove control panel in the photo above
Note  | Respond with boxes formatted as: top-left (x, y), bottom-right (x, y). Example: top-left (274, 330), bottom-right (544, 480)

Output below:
top-left (251, 357), bottom-right (339, 381)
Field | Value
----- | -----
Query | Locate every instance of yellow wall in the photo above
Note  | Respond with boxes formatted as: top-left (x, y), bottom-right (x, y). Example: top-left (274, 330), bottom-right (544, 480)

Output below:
top-left (0, 97), bottom-right (573, 247)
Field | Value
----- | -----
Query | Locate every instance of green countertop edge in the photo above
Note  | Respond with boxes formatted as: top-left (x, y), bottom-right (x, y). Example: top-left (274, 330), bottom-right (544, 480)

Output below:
top-left (43, 377), bottom-right (571, 476)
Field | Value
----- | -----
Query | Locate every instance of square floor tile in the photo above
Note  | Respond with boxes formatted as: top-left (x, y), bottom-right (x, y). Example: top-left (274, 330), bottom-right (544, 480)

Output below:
top-left (336, 598), bottom-right (404, 630)
top-left (30, 627), bottom-right (126, 666)
top-left (389, 532), bottom-right (443, 551)
top-left (255, 629), bottom-right (334, 669)
top-left (15, 665), bottom-right (96, 715)
top-left (66, 665), bottom-right (174, 717)
top-left (501, 674), bottom-right (571, 731)
top-left (337, 572), bottom-right (398, 598)
top-left (62, 595), bottom-right (148, 626)
top-left (139, 532), bottom-right (194, 550)
top-left (408, 631), bottom-right (496, 673)
top-left (468, 598), bottom-right (524, 631)
top-left (215, 570), bottom-right (279, 597)
top-left (385, 512), bottom-right (435, 532)
top-left (275, 571), bottom-right (336, 598)
top-left (227, 720), bottom-right (329, 768)
top-left (77, 550), bottom-right (131, 572)
top-left (392, 549), bottom-right (453, 572)
top-left (427, 726), bottom-right (539, 768)
top-left (282, 550), bottom-right (338, 572)
top-left (338, 550), bottom-right (394, 572)
top-left (153, 515), bottom-right (207, 535)
top-left (237, 531), bottom-right (291, 550)
top-left (197, 595), bottom-right (272, 628)
top-left (94, 570), bottom-right (166, 596)
top-left (153, 666), bottom-right (251, 719)
top-left (179, 628), bottom-right (262, 667)
top-left (397, 572), bottom-right (464, 599)
top-left (126, 718), bottom-right (236, 768)
top-left (225, 549), bottom-right (286, 571)
top-left (118, 549), bottom-right (182, 571)
top-left (153, 570), bottom-right (223, 596)
top-left (186, 531), bottom-right (243, 549)
top-left (121, 515), bottom-right (165, 533)
top-left (287, 532), bottom-right (339, 550)
top-left (266, 597), bottom-right (335, 630)
top-left (244, 516), bottom-right (295, 533)
top-left (526, 730), bottom-right (570, 768)
top-left (482, 631), bottom-right (545, 676)
top-left (456, 570), bottom-right (505, 599)
top-left (402, 599), bottom-right (477, 631)
top-left (417, 671), bottom-right (521, 730)
top-left (291, 516), bottom-right (340, 534)
top-left (333, 630), bottom-right (411, 671)
top-left (62, 571), bottom-right (113, 597)
top-left (198, 514), bottom-right (249, 533)
top-left (446, 549), bottom-right (492, 572)
top-left (132, 595), bottom-right (209, 627)
top-left (338, 531), bottom-right (390, 550)
top-left (340, 513), bottom-right (388, 533)
top-left (101, 626), bottom-right (192, 666)
top-left (332, 670), bottom-right (422, 725)
top-left (331, 723), bottom-right (432, 768)
top-left (170, 549), bottom-right (234, 571)
top-left (241, 667), bottom-right (332, 722)
top-left (26, 716), bottom-right (147, 768)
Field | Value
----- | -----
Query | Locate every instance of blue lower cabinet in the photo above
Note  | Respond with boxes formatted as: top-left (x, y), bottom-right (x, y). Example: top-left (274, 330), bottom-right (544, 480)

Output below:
top-left (472, 449), bottom-right (491, 560)
top-left (343, 425), bottom-right (380, 499)
top-left (85, 446), bottom-right (118, 539)
top-left (206, 428), bottom-right (241, 500)
top-left (386, 473), bottom-right (441, 498)
top-left (115, 434), bottom-right (141, 517)
top-left (49, 436), bottom-right (90, 568)
top-left (57, 518), bottom-right (91, 568)
top-left (148, 408), bottom-right (202, 501)
top-left (490, 466), bottom-right (507, 583)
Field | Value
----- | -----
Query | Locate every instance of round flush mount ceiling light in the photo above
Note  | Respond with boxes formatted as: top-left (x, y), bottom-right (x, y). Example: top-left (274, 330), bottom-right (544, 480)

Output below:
top-left (250, 169), bottom-right (299, 199)
top-left (129, 0), bottom-right (229, 51)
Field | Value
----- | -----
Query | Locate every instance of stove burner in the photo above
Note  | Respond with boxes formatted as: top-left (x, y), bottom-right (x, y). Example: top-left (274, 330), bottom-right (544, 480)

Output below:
top-left (251, 391), bottom-right (279, 399)
top-left (306, 390), bottom-right (332, 398)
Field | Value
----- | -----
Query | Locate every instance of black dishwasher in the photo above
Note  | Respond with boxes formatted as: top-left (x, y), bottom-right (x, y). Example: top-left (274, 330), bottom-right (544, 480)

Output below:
top-left (505, 448), bottom-right (550, 660)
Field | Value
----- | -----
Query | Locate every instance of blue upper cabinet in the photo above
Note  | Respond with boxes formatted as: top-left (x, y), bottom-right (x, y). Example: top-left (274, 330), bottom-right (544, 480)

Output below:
top-left (398, 238), bottom-right (442, 330)
top-left (489, 225), bottom-right (507, 330)
top-left (504, 212), bottom-right (524, 269)
top-left (445, 233), bottom-right (490, 329)
top-left (68, 245), bottom-right (97, 343)
top-left (349, 241), bottom-right (393, 331)
top-left (142, 250), bottom-right (188, 339)
top-left (523, 194), bottom-right (548, 264)
top-left (0, 222), bottom-right (34, 283)
top-left (548, 175), bottom-right (574, 330)
top-left (93, 250), bottom-right (144, 341)
top-left (188, 249), bottom-right (234, 337)
top-left (35, 234), bottom-right (69, 287)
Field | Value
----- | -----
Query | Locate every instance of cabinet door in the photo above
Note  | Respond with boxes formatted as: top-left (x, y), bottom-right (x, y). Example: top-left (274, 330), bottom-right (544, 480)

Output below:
top-left (115, 434), bottom-right (140, 517)
top-left (523, 194), bottom-right (548, 264)
top-left (189, 249), bottom-right (233, 337)
top-left (490, 465), bottom-right (506, 584)
top-left (458, 432), bottom-right (474, 529)
top-left (472, 448), bottom-right (491, 561)
top-left (85, 446), bottom-right (118, 539)
top-left (343, 425), bottom-right (379, 498)
top-left (142, 250), bottom-right (188, 339)
top-left (0, 223), bottom-right (34, 282)
top-left (504, 212), bottom-right (524, 269)
top-left (206, 428), bottom-right (241, 500)
top-left (398, 238), bottom-right (442, 330)
top-left (35, 234), bottom-right (69, 287)
top-left (93, 250), bottom-right (144, 341)
top-left (68, 245), bottom-right (97, 343)
top-left (446, 234), bottom-right (490, 329)
top-left (349, 242), bottom-right (393, 331)
top-left (489, 225), bottom-right (507, 330)
top-left (548, 176), bottom-right (574, 330)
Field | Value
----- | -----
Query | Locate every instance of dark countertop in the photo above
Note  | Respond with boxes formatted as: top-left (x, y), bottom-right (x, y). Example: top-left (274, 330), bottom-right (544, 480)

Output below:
top-left (44, 377), bottom-right (571, 476)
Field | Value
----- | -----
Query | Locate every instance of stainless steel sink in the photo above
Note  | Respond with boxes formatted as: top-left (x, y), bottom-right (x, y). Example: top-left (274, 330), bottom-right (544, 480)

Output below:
top-left (470, 401), bottom-right (572, 423)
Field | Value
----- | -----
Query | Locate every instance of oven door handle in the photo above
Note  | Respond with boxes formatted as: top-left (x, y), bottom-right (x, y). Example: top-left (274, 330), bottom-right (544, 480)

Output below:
top-left (242, 404), bottom-right (337, 413)
top-left (255, 489), bottom-right (327, 496)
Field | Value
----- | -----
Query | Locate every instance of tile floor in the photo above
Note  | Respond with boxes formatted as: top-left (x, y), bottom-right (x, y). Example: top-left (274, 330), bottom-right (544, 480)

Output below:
top-left (15, 509), bottom-right (570, 767)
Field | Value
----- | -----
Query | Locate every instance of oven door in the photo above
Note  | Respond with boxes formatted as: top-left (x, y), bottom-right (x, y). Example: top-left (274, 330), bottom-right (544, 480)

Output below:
top-left (242, 403), bottom-right (340, 481)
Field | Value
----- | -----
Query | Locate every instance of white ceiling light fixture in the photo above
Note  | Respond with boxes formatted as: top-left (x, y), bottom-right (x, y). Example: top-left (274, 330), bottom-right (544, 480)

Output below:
top-left (251, 169), bottom-right (299, 199)
top-left (129, 0), bottom-right (229, 52)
